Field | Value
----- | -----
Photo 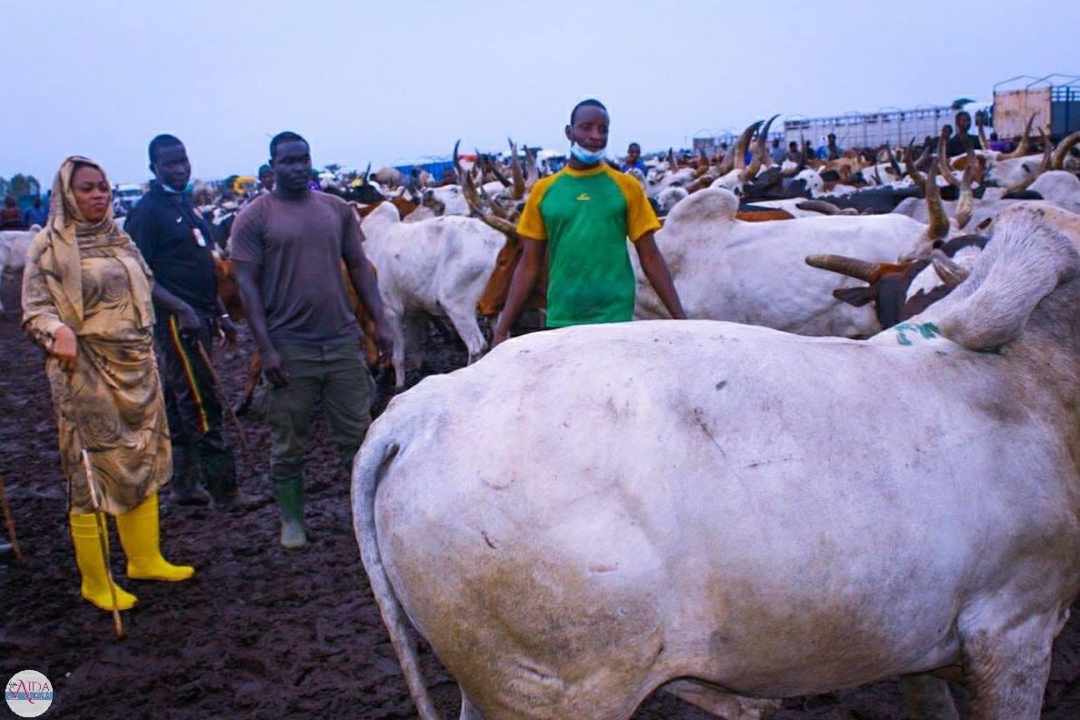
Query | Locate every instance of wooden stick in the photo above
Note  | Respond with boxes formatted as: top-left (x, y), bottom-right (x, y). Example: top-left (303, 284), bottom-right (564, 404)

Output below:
top-left (194, 340), bottom-right (250, 455)
top-left (0, 474), bottom-right (23, 561)
top-left (81, 448), bottom-right (125, 640)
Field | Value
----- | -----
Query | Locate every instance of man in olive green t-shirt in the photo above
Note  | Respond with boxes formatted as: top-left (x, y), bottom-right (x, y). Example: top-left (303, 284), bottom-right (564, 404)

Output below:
top-left (493, 99), bottom-right (685, 344)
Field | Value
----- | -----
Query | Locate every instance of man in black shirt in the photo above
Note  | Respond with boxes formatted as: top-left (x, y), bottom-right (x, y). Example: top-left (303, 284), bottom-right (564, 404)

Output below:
top-left (126, 134), bottom-right (247, 509)
top-left (946, 111), bottom-right (982, 157)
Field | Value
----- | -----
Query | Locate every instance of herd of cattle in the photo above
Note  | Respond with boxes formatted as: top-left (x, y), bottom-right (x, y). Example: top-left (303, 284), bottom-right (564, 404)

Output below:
top-left (3, 121), bottom-right (1080, 718)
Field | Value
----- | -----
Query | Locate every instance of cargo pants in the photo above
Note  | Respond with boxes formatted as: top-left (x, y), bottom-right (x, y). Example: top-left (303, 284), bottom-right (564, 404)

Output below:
top-left (266, 338), bottom-right (374, 487)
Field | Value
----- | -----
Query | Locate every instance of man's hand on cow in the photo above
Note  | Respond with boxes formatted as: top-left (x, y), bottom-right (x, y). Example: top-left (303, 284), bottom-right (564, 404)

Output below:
top-left (50, 325), bottom-right (78, 372)
top-left (219, 315), bottom-right (239, 348)
top-left (262, 348), bottom-right (289, 387)
top-left (177, 303), bottom-right (202, 333)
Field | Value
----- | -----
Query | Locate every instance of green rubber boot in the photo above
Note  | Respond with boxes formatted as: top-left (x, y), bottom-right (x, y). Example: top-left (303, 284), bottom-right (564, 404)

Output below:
top-left (273, 477), bottom-right (307, 549)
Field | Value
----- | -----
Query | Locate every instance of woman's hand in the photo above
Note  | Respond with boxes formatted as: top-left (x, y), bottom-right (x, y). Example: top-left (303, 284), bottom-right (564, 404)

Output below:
top-left (51, 325), bottom-right (78, 372)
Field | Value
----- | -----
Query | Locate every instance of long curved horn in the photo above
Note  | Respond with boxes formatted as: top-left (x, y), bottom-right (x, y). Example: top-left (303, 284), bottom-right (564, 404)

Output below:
top-left (1004, 128), bottom-right (1053, 195)
top-left (924, 160), bottom-right (949, 242)
top-left (937, 130), bottom-right (959, 187)
top-left (524, 146), bottom-right (540, 189)
top-left (905, 140), bottom-right (926, 191)
top-left (931, 250), bottom-right (970, 288)
top-left (887, 145), bottom-right (903, 179)
top-left (1051, 130), bottom-right (1080, 170)
top-left (805, 254), bottom-right (880, 282)
top-left (362, 161), bottom-right (372, 184)
top-left (732, 120), bottom-right (763, 172)
top-left (872, 153), bottom-right (883, 185)
top-left (508, 138), bottom-right (525, 200)
top-left (741, 115), bottom-right (776, 181)
top-left (976, 114), bottom-right (991, 152)
top-left (452, 139), bottom-right (464, 181)
top-left (955, 146), bottom-right (977, 229)
top-left (1000, 113), bottom-right (1035, 159)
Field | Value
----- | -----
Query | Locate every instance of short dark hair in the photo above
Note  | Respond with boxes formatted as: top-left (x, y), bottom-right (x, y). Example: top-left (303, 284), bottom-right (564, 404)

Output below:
top-left (628, 142), bottom-right (641, 151)
top-left (955, 110), bottom-right (971, 122)
top-left (270, 131), bottom-right (308, 160)
top-left (258, 164), bottom-right (272, 176)
top-left (148, 134), bottom-right (183, 165)
top-left (570, 98), bottom-right (607, 126)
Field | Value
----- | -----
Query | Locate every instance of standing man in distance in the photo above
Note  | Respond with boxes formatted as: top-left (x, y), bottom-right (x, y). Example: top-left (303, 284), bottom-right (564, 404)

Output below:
top-left (621, 142), bottom-right (647, 175)
top-left (126, 134), bottom-right (246, 509)
top-left (257, 164), bottom-right (274, 196)
top-left (946, 111), bottom-right (983, 156)
top-left (230, 131), bottom-right (393, 549)
top-left (493, 99), bottom-right (685, 346)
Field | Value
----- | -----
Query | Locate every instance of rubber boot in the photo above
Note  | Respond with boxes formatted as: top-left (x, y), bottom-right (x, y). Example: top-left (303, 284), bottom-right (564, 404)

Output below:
top-left (170, 443), bottom-right (211, 506)
top-left (204, 444), bottom-right (264, 512)
top-left (115, 493), bottom-right (195, 582)
top-left (69, 512), bottom-right (138, 611)
top-left (273, 477), bottom-right (307, 549)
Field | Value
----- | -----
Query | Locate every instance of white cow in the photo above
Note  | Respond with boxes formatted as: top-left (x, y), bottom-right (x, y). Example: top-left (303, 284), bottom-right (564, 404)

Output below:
top-left (354, 202), bottom-right (1080, 720)
top-left (632, 189), bottom-right (943, 337)
top-left (360, 202), bottom-right (502, 388)
top-left (0, 225), bottom-right (40, 312)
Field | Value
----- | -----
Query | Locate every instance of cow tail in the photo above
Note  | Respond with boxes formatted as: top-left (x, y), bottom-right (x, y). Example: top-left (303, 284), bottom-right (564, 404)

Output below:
top-left (352, 431), bottom-right (444, 720)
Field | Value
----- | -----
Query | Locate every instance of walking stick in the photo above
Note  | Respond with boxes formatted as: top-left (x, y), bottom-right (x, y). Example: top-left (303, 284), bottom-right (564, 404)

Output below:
top-left (80, 448), bottom-right (125, 640)
top-left (194, 339), bottom-right (250, 456)
top-left (0, 473), bottom-right (24, 561)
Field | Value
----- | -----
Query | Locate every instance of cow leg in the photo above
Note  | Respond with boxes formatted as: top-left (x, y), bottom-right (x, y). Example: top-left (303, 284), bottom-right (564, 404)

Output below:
top-left (899, 674), bottom-right (959, 720)
top-left (959, 609), bottom-right (1058, 719)
top-left (443, 306), bottom-right (488, 365)
top-left (661, 679), bottom-right (780, 719)
top-left (459, 687), bottom-right (484, 720)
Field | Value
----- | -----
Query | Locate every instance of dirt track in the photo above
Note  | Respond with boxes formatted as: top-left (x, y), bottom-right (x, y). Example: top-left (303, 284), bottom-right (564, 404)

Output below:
top-left (2, 275), bottom-right (1080, 719)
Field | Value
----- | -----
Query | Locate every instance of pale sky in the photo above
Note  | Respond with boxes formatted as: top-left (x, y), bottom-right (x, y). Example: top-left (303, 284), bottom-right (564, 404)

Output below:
top-left (2, 0), bottom-right (1077, 184)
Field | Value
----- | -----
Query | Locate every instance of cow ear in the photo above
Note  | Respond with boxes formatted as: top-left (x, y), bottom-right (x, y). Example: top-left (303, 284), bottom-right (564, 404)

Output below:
top-left (833, 286), bottom-right (876, 307)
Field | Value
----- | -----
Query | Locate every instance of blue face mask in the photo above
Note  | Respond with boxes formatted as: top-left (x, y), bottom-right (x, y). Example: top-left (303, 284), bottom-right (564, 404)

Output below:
top-left (570, 142), bottom-right (606, 165)
top-left (159, 180), bottom-right (193, 194)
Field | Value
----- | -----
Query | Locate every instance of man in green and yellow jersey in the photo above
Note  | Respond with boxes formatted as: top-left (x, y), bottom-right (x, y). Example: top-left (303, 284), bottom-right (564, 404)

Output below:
top-left (492, 99), bottom-right (685, 344)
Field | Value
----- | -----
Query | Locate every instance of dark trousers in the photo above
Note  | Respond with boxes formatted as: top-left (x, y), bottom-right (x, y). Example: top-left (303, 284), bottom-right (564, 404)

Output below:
top-left (154, 312), bottom-right (237, 499)
top-left (267, 338), bottom-right (373, 484)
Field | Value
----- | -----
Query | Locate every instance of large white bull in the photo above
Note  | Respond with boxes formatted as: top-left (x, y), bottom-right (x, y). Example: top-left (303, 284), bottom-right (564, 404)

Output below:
top-left (360, 202), bottom-right (502, 388)
top-left (354, 202), bottom-right (1080, 720)
top-left (631, 188), bottom-right (944, 337)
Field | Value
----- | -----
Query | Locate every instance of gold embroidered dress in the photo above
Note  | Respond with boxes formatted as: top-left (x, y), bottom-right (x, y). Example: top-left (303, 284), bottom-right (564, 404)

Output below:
top-left (22, 157), bottom-right (171, 515)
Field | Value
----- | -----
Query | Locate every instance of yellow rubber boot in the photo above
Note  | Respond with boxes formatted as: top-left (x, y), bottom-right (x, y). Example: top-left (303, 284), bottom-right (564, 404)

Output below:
top-left (69, 512), bottom-right (138, 611)
top-left (115, 493), bottom-right (195, 582)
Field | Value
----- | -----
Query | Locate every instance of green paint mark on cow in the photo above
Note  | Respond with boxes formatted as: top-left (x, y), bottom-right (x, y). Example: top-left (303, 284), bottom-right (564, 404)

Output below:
top-left (894, 322), bottom-right (941, 346)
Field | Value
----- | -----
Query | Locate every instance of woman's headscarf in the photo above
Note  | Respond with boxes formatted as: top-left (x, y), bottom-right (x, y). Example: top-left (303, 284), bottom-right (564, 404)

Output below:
top-left (25, 156), bottom-right (152, 329)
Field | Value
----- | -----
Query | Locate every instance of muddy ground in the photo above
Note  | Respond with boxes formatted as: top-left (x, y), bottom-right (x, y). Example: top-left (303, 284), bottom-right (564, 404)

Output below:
top-left (2, 274), bottom-right (1079, 719)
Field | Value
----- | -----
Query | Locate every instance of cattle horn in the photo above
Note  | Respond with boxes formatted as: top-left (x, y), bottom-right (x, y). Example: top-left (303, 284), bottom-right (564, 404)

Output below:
top-left (937, 130), bottom-right (959, 187)
top-left (742, 115), bottom-right (777, 181)
top-left (1000, 113), bottom-right (1035, 159)
top-left (805, 254), bottom-right (880, 282)
top-left (886, 145), bottom-right (903, 179)
top-left (452, 139), bottom-right (463, 181)
top-left (924, 159), bottom-right (949, 242)
top-left (976, 114), bottom-right (991, 153)
top-left (508, 138), bottom-right (525, 200)
top-left (362, 162), bottom-right (372, 185)
top-left (872, 153), bottom-right (883, 185)
top-left (796, 200), bottom-right (846, 216)
top-left (1051, 130), bottom-right (1080, 170)
top-left (955, 146), bottom-right (977, 230)
top-left (931, 250), bottom-right (970, 288)
top-left (904, 140), bottom-right (926, 191)
top-left (726, 120), bottom-right (762, 174)
top-left (1004, 127), bottom-right (1052, 195)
